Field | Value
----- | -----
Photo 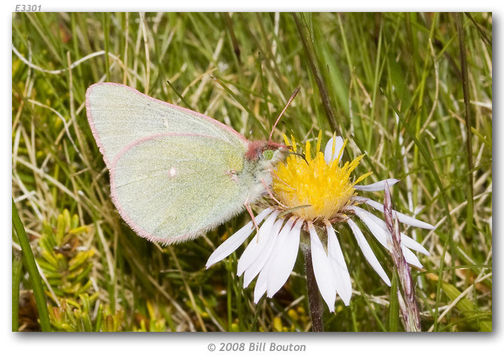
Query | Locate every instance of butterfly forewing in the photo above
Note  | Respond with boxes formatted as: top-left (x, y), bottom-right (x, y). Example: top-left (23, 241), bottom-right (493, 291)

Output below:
top-left (86, 83), bottom-right (247, 166)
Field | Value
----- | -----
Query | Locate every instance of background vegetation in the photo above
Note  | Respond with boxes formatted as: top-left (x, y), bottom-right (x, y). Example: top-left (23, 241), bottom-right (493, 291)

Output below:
top-left (12, 12), bottom-right (492, 332)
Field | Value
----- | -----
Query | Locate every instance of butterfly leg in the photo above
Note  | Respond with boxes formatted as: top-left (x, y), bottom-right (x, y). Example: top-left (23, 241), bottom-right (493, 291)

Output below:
top-left (260, 177), bottom-right (286, 208)
top-left (244, 201), bottom-right (260, 235)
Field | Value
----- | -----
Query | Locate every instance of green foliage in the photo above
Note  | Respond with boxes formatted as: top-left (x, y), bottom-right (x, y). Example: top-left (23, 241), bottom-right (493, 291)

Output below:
top-left (37, 210), bottom-right (94, 299)
top-left (35, 209), bottom-right (113, 331)
top-left (12, 12), bottom-right (492, 332)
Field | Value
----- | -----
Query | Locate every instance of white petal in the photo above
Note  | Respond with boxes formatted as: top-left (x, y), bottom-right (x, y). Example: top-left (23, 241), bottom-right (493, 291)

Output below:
top-left (253, 270), bottom-right (268, 303)
top-left (267, 218), bottom-right (301, 297)
top-left (206, 208), bottom-right (272, 268)
top-left (351, 204), bottom-right (430, 255)
top-left (402, 246), bottom-right (423, 268)
top-left (309, 223), bottom-right (336, 312)
top-left (243, 218), bottom-right (283, 288)
top-left (399, 232), bottom-right (430, 256)
top-left (237, 211), bottom-right (279, 276)
top-left (353, 196), bottom-right (435, 230)
top-left (350, 206), bottom-right (426, 267)
top-left (347, 218), bottom-right (391, 286)
top-left (325, 223), bottom-right (352, 306)
top-left (324, 136), bottom-right (344, 164)
top-left (354, 178), bottom-right (400, 192)
top-left (252, 218), bottom-right (295, 303)
top-left (350, 206), bottom-right (391, 250)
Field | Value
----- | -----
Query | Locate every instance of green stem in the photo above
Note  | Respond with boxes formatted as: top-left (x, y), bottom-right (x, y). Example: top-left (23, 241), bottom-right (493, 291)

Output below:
top-left (12, 199), bottom-right (51, 332)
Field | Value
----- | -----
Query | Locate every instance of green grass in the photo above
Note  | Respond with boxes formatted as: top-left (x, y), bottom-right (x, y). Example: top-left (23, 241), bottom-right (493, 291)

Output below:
top-left (12, 12), bottom-right (492, 332)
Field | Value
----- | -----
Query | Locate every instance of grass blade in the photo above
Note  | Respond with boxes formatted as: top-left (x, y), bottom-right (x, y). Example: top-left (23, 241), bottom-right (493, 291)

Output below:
top-left (388, 271), bottom-right (400, 332)
top-left (12, 199), bottom-right (51, 332)
top-left (456, 13), bottom-right (475, 240)
top-left (12, 249), bottom-right (23, 331)
top-left (292, 13), bottom-right (338, 133)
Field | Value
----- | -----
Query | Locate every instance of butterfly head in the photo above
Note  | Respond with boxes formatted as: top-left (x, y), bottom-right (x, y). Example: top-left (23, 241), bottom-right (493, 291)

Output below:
top-left (245, 140), bottom-right (289, 164)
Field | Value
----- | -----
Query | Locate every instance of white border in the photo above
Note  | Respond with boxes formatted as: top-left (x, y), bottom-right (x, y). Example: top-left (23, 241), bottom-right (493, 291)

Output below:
top-left (3, 1), bottom-right (501, 359)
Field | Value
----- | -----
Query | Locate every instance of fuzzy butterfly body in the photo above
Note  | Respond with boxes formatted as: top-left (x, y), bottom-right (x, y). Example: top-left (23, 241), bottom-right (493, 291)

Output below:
top-left (86, 83), bottom-right (284, 243)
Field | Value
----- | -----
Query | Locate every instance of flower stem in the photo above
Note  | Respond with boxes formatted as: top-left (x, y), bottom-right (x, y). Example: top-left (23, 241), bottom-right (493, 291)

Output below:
top-left (301, 242), bottom-right (324, 332)
top-left (383, 184), bottom-right (421, 332)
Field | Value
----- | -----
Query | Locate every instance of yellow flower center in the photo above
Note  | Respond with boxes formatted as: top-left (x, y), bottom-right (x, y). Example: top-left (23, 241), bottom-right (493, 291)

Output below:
top-left (272, 133), bottom-right (371, 221)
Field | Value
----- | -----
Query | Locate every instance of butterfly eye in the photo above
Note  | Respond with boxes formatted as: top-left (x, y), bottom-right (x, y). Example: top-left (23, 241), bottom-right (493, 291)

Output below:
top-left (262, 149), bottom-right (274, 161)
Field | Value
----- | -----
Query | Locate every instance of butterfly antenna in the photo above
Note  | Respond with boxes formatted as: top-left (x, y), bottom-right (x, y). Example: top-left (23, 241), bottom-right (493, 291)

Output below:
top-left (269, 87), bottom-right (300, 142)
top-left (288, 151), bottom-right (309, 165)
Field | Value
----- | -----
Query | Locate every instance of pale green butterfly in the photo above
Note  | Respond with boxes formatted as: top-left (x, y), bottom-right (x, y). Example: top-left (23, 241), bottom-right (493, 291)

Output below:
top-left (86, 83), bottom-right (288, 243)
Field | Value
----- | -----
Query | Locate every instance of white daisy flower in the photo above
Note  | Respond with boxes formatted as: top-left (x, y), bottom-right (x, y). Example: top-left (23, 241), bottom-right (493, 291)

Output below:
top-left (206, 134), bottom-right (434, 312)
